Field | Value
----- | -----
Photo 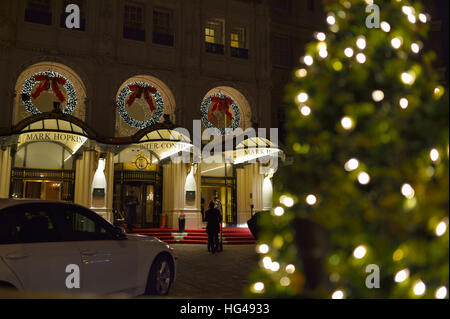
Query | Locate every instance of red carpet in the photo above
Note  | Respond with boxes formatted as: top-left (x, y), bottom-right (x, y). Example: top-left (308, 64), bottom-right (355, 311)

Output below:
top-left (131, 227), bottom-right (256, 245)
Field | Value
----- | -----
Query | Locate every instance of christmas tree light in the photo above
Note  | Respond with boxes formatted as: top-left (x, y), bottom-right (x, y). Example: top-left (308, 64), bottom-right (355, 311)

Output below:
top-left (248, 0), bottom-right (448, 299)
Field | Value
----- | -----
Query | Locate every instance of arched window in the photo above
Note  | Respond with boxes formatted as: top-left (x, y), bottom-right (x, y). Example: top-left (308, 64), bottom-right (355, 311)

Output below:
top-left (13, 62), bottom-right (88, 125)
top-left (115, 75), bottom-right (176, 137)
top-left (201, 86), bottom-right (252, 135)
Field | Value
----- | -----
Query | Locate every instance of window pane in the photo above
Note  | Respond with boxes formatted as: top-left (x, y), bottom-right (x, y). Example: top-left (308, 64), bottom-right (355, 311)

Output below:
top-left (205, 20), bottom-right (224, 44)
top-left (124, 4), bottom-right (146, 41)
top-left (0, 212), bottom-right (18, 244)
top-left (23, 142), bottom-right (64, 169)
top-left (4, 207), bottom-right (60, 244)
top-left (230, 28), bottom-right (246, 49)
top-left (60, 209), bottom-right (113, 241)
top-left (25, 0), bottom-right (52, 25)
top-left (124, 4), bottom-right (144, 29)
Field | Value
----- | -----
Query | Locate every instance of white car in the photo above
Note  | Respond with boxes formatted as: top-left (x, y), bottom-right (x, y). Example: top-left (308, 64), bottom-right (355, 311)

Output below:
top-left (0, 199), bottom-right (176, 297)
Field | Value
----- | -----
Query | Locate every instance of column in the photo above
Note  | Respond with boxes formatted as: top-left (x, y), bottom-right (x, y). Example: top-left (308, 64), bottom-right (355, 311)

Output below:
top-left (74, 150), bottom-right (96, 208)
top-left (162, 161), bottom-right (202, 230)
top-left (0, 147), bottom-right (12, 198)
top-left (236, 164), bottom-right (253, 225)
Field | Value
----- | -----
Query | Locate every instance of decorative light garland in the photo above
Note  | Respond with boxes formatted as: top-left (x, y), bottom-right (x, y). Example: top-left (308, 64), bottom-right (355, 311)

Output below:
top-left (201, 93), bottom-right (241, 135)
top-left (116, 81), bottom-right (164, 129)
top-left (21, 71), bottom-right (77, 115)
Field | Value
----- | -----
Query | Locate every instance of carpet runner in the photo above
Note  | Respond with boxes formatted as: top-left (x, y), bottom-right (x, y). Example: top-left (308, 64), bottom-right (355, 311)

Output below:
top-left (131, 227), bottom-right (256, 245)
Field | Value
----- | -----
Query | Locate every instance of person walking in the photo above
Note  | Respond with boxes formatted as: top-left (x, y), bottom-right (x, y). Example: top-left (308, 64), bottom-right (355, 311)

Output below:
top-left (205, 201), bottom-right (222, 254)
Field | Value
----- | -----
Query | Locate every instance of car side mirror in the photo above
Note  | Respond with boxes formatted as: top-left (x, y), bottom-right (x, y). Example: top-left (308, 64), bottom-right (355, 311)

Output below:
top-left (113, 226), bottom-right (128, 240)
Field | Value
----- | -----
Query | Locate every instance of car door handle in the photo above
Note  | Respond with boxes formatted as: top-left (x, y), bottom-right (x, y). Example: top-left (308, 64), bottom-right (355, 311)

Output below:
top-left (5, 253), bottom-right (30, 260)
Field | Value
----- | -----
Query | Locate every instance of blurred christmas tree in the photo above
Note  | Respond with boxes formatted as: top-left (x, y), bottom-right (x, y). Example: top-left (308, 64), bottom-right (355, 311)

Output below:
top-left (247, 0), bottom-right (448, 299)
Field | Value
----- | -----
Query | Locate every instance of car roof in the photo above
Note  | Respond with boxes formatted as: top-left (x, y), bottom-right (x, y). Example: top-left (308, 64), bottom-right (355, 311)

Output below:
top-left (0, 198), bottom-right (75, 211)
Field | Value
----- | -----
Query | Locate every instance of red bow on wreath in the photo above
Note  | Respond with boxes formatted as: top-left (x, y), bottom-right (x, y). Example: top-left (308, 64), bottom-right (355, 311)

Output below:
top-left (31, 75), bottom-right (67, 102)
top-left (126, 84), bottom-right (157, 112)
top-left (209, 96), bottom-right (234, 121)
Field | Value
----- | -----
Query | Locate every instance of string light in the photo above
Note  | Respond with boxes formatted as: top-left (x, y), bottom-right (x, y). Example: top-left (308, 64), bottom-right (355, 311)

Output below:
top-left (401, 72), bottom-right (415, 85)
top-left (344, 47), bottom-right (354, 58)
top-left (393, 248), bottom-right (404, 262)
top-left (402, 6), bottom-right (414, 16)
top-left (270, 261), bottom-right (280, 272)
top-left (304, 55), bottom-right (314, 66)
top-left (413, 280), bottom-right (426, 296)
top-left (286, 264), bottom-right (296, 274)
top-left (306, 194), bottom-right (317, 206)
top-left (341, 116), bottom-right (354, 130)
top-left (372, 90), bottom-right (385, 102)
top-left (332, 290), bottom-right (345, 299)
top-left (434, 86), bottom-right (445, 98)
top-left (391, 37), bottom-right (402, 49)
top-left (262, 257), bottom-right (272, 269)
top-left (418, 13), bottom-right (428, 23)
top-left (300, 105), bottom-right (311, 116)
top-left (356, 36), bottom-right (366, 50)
top-left (317, 41), bottom-right (327, 51)
top-left (319, 49), bottom-right (329, 58)
top-left (274, 206), bottom-right (285, 217)
top-left (353, 245), bottom-right (367, 259)
top-left (280, 196), bottom-right (295, 207)
top-left (407, 14), bottom-right (417, 24)
top-left (399, 98), bottom-right (409, 109)
top-left (435, 220), bottom-right (447, 237)
top-left (252, 282), bottom-right (265, 293)
top-left (332, 60), bottom-right (343, 71)
top-left (401, 184), bottom-right (415, 199)
top-left (327, 15), bottom-right (336, 25)
top-left (411, 43), bottom-right (420, 54)
top-left (316, 32), bottom-right (326, 41)
top-left (430, 149), bottom-right (440, 162)
top-left (356, 53), bottom-right (366, 64)
top-left (257, 244), bottom-right (269, 254)
top-left (344, 158), bottom-right (359, 172)
top-left (296, 68), bottom-right (308, 78)
top-left (394, 269), bottom-right (410, 283)
top-left (358, 172), bottom-right (370, 185)
top-left (435, 286), bottom-right (448, 299)
top-left (297, 92), bottom-right (309, 103)
top-left (380, 21), bottom-right (391, 32)
top-left (280, 277), bottom-right (291, 286)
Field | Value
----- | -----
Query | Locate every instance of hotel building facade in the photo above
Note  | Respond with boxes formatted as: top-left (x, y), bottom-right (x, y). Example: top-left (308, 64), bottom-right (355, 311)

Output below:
top-left (0, 0), bottom-right (315, 230)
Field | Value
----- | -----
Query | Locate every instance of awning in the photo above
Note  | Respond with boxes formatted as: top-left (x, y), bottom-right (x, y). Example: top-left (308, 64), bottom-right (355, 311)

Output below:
top-left (227, 137), bottom-right (284, 165)
top-left (16, 118), bottom-right (89, 156)
top-left (115, 129), bottom-right (193, 164)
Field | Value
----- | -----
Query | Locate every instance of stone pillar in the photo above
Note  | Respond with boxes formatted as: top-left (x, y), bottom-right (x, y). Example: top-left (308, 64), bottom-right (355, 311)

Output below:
top-left (74, 150), bottom-right (96, 208)
top-left (89, 153), bottom-right (115, 224)
top-left (162, 161), bottom-right (202, 230)
top-left (262, 175), bottom-right (273, 211)
top-left (236, 164), bottom-right (253, 225)
top-left (104, 152), bottom-right (115, 223)
top-left (0, 147), bottom-right (12, 198)
top-left (252, 162), bottom-right (264, 212)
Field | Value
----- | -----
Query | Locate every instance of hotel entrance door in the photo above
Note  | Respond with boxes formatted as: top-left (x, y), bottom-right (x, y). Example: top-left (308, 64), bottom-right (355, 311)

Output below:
top-left (119, 183), bottom-right (158, 228)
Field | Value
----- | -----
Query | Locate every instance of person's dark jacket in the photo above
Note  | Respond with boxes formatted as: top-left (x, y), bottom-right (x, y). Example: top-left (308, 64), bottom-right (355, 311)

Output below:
top-left (205, 208), bottom-right (222, 234)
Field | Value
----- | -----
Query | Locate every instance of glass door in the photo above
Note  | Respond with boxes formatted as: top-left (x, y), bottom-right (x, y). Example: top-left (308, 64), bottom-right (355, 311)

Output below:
top-left (121, 183), bottom-right (156, 228)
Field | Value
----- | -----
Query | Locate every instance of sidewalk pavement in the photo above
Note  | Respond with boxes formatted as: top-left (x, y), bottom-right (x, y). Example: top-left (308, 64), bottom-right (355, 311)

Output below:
top-left (166, 244), bottom-right (259, 299)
